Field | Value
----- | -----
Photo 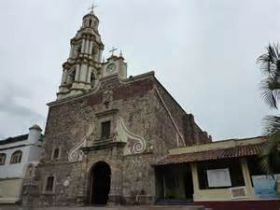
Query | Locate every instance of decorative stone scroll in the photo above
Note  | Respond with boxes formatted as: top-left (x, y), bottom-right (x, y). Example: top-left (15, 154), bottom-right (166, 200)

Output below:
top-left (115, 117), bottom-right (147, 155)
top-left (68, 138), bottom-right (86, 162)
top-left (102, 90), bottom-right (113, 104)
top-left (68, 125), bottom-right (94, 162)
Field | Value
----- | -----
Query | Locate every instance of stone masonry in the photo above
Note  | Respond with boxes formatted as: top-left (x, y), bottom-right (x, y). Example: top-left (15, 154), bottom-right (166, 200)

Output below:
top-left (21, 9), bottom-right (211, 207)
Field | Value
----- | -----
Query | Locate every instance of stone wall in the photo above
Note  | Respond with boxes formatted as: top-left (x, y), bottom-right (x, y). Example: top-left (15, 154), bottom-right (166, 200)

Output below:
top-left (23, 74), bottom-right (157, 206)
top-left (23, 73), bottom-right (210, 207)
top-left (183, 114), bottom-right (211, 145)
top-left (154, 79), bottom-right (211, 147)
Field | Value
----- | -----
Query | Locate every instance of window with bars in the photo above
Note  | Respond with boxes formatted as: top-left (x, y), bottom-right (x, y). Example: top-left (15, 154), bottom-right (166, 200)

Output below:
top-left (101, 121), bottom-right (111, 139)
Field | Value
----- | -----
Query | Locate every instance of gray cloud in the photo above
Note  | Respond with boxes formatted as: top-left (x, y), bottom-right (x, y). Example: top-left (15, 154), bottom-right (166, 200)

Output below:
top-left (0, 82), bottom-right (44, 138)
top-left (0, 0), bottom-right (278, 140)
top-left (0, 95), bottom-right (42, 119)
top-left (0, 81), bottom-right (36, 114)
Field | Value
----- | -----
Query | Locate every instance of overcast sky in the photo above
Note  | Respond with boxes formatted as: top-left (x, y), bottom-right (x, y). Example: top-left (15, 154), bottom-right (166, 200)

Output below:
top-left (0, 0), bottom-right (279, 140)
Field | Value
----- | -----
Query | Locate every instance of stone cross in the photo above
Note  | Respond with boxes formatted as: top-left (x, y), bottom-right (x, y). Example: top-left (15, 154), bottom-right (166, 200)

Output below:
top-left (88, 3), bottom-right (97, 13)
top-left (109, 47), bottom-right (117, 56)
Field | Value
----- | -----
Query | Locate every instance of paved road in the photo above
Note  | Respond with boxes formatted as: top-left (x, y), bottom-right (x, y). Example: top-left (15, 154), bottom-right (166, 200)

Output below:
top-left (0, 205), bottom-right (205, 210)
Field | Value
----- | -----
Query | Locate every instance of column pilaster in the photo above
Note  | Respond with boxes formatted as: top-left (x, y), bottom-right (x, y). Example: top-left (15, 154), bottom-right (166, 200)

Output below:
top-left (240, 158), bottom-right (256, 199)
top-left (61, 69), bottom-right (67, 84)
top-left (85, 40), bottom-right (89, 54)
top-left (75, 64), bottom-right (80, 81)
top-left (89, 41), bottom-right (93, 56)
top-left (190, 163), bottom-right (200, 201)
top-left (108, 161), bottom-right (123, 205)
top-left (69, 44), bottom-right (74, 58)
top-left (81, 39), bottom-right (86, 54)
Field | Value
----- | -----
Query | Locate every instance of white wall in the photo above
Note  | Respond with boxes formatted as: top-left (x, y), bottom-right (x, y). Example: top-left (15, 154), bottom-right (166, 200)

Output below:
top-left (0, 145), bottom-right (29, 178)
top-left (0, 126), bottom-right (43, 204)
top-left (0, 126), bottom-right (42, 179)
top-left (0, 179), bottom-right (23, 204)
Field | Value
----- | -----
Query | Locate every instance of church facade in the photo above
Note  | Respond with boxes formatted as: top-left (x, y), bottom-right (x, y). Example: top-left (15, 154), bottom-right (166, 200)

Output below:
top-left (22, 10), bottom-right (211, 207)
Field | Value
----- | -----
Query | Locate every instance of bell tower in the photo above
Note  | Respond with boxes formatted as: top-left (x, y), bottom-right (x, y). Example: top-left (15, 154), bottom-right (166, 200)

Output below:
top-left (57, 8), bottom-right (104, 100)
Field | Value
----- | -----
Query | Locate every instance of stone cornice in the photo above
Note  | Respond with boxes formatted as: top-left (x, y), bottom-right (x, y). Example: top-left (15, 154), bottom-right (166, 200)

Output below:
top-left (72, 80), bottom-right (91, 85)
top-left (120, 71), bottom-right (155, 84)
top-left (70, 35), bottom-right (104, 48)
top-left (63, 58), bottom-right (103, 69)
top-left (50, 71), bottom-right (156, 107)
top-left (95, 109), bottom-right (119, 118)
top-left (81, 141), bottom-right (126, 152)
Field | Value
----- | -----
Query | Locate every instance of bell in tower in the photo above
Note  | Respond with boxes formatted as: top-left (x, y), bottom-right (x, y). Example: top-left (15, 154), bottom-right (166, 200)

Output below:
top-left (57, 7), bottom-right (104, 100)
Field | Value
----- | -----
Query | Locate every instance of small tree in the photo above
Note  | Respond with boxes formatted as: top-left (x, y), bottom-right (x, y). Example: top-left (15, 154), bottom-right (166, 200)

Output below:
top-left (257, 43), bottom-right (280, 173)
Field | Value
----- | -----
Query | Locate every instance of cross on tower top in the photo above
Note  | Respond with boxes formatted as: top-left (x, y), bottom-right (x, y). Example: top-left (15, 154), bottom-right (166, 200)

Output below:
top-left (88, 2), bottom-right (97, 14)
top-left (109, 47), bottom-right (117, 56)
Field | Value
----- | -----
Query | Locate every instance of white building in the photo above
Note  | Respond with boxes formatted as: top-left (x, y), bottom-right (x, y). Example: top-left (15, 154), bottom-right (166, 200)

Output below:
top-left (0, 125), bottom-right (43, 204)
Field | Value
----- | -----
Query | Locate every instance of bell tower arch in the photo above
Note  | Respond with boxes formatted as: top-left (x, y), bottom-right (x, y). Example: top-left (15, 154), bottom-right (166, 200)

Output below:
top-left (57, 9), bottom-right (104, 100)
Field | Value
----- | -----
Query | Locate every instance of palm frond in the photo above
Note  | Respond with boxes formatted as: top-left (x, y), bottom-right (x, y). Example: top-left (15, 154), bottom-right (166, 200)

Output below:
top-left (260, 77), bottom-right (280, 109)
top-left (264, 115), bottom-right (280, 134)
top-left (260, 115), bottom-right (280, 174)
top-left (257, 43), bottom-right (280, 76)
top-left (258, 44), bottom-right (280, 109)
top-left (258, 43), bottom-right (280, 174)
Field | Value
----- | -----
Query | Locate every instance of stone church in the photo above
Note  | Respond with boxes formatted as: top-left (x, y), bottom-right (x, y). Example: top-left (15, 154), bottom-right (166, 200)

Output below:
top-left (22, 9), bottom-right (211, 207)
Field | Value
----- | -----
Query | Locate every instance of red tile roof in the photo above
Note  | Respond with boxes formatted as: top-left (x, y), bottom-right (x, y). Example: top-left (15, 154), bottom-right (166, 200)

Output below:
top-left (155, 143), bottom-right (265, 166)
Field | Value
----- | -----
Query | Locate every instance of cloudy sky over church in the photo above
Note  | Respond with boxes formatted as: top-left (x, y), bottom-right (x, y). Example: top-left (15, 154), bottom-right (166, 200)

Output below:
top-left (0, 0), bottom-right (279, 140)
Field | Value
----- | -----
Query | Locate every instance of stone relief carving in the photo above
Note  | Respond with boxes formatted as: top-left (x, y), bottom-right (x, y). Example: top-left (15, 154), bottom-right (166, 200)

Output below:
top-left (115, 117), bottom-right (147, 155)
top-left (68, 124), bottom-right (94, 162)
top-left (102, 90), bottom-right (113, 108)
top-left (103, 90), bottom-right (113, 103)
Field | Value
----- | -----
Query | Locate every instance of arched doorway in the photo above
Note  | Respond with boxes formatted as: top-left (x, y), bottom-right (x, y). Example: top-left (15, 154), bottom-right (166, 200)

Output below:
top-left (90, 161), bottom-right (111, 205)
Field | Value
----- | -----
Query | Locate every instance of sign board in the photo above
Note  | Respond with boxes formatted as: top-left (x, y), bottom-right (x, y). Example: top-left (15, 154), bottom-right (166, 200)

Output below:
top-left (252, 174), bottom-right (280, 198)
top-left (207, 168), bottom-right (232, 187)
top-left (229, 186), bottom-right (247, 199)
